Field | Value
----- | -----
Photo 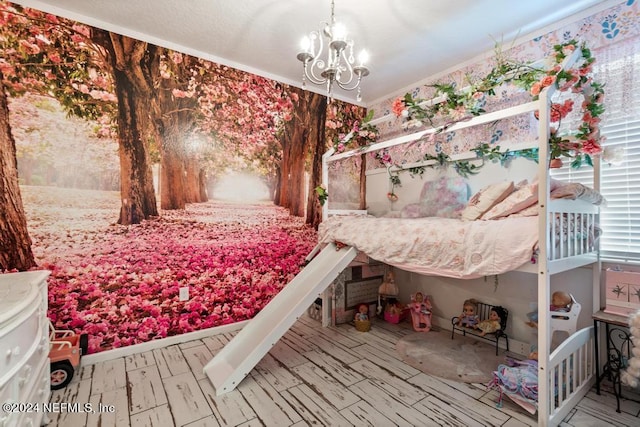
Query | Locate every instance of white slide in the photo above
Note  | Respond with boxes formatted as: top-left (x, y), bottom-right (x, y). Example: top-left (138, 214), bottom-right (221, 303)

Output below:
top-left (203, 242), bottom-right (358, 395)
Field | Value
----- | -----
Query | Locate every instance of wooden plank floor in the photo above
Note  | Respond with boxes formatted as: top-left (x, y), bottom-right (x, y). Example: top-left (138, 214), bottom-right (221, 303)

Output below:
top-left (46, 316), bottom-right (640, 426)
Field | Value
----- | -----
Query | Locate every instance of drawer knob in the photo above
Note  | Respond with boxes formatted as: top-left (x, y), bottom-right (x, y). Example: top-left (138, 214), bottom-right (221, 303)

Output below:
top-left (5, 346), bottom-right (19, 358)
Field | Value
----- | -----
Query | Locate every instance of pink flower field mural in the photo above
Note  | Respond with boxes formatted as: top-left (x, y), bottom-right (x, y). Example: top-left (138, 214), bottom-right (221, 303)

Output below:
top-left (0, 1), bottom-right (367, 356)
top-left (23, 186), bottom-right (317, 354)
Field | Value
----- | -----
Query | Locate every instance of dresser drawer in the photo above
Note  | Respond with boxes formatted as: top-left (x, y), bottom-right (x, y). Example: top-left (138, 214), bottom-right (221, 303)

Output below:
top-left (14, 330), bottom-right (51, 403)
top-left (0, 304), bottom-right (40, 387)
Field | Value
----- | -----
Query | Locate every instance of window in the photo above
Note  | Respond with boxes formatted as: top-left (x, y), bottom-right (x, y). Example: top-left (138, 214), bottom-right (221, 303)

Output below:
top-left (552, 38), bottom-right (640, 262)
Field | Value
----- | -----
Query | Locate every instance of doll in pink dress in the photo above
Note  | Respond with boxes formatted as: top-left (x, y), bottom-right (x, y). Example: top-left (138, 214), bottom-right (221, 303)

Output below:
top-left (410, 292), bottom-right (432, 332)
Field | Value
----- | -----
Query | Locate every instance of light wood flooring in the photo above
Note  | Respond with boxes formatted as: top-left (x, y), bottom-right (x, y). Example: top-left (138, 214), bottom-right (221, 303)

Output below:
top-left (45, 316), bottom-right (640, 427)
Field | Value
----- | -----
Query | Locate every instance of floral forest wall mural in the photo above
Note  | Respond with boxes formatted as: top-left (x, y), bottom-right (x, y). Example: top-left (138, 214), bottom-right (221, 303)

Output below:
top-left (0, 1), bottom-right (367, 353)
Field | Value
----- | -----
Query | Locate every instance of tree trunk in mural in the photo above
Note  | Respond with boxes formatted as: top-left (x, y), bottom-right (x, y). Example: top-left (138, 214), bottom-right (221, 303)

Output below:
top-left (198, 169), bottom-right (208, 201)
top-left (92, 30), bottom-right (158, 225)
top-left (159, 133), bottom-right (187, 210)
top-left (152, 52), bottom-right (201, 209)
top-left (288, 123), bottom-right (306, 217)
top-left (272, 167), bottom-right (281, 203)
top-left (278, 88), bottom-right (326, 217)
top-left (306, 94), bottom-right (328, 229)
top-left (0, 75), bottom-right (36, 271)
top-left (359, 154), bottom-right (367, 210)
top-left (184, 158), bottom-right (203, 203)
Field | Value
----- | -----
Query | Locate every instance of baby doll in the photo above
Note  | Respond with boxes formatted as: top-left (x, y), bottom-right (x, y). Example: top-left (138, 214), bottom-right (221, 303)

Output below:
top-left (550, 291), bottom-right (572, 312)
top-left (457, 298), bottom-right (479, 328)
top-left (410, 292), bottom-right (432, 332)
top-left (354, 303), bottom-right (369, 321)
top-left (475, 306), bottom-right (505, 336)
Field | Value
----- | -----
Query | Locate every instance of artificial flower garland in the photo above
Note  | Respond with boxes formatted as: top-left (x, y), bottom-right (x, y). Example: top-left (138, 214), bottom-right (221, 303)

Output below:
top-left (320, 40), bottom-right (604, 205)
top-left (390, 39), bottom-right (605, 170)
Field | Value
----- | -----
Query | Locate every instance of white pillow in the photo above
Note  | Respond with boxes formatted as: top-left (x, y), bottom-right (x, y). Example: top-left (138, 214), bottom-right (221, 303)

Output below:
top-left (460, 181), bottom-right (514, 221)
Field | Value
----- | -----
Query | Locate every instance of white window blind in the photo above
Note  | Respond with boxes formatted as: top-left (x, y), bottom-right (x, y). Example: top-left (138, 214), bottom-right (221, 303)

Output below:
top-left (551, 38), bottom-right (640, 262)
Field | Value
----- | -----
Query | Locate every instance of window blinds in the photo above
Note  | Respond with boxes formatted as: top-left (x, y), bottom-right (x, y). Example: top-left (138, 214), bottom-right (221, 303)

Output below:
top-left (552, 39), bottom-right (640, 262)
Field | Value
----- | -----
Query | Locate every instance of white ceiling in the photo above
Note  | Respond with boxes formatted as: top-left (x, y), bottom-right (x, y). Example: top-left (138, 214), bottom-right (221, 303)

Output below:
top-left (12, 0), bottom-right (613, 105)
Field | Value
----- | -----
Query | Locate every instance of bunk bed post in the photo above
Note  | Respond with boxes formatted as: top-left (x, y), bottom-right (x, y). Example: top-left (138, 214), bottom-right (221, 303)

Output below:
top-left (537, 85), bottom-right (553, 426)
top-left (592, 155), bottom-right (602, 315)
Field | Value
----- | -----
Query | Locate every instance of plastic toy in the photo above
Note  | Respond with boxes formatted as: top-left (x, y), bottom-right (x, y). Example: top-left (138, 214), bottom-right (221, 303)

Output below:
top-left (49, 321), bottom-right (88, 390)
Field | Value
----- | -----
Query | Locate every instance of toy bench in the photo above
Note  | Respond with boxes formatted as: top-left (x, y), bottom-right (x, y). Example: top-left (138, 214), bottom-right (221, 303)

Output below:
top-left (451, 301), bottom-right (509, 355)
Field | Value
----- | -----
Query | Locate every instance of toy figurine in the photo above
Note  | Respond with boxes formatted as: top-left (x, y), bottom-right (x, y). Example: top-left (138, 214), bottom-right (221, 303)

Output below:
top-left (457, 298), bottom-right (479, 328)
top-left (410, 292), bottom-right (432, 332)
top-left (475, 306), bottom-right (506, 336)
top-left (354, 303), bottom-right (369, 321)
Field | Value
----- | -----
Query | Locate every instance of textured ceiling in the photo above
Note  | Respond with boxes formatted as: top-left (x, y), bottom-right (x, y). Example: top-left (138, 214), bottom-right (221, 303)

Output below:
top-left (12, 0), bottom-right (614, 105)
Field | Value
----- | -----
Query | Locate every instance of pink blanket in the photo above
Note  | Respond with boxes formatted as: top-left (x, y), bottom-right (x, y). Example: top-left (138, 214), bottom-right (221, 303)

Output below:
top-left (318, 215), bottom-right (539, 279)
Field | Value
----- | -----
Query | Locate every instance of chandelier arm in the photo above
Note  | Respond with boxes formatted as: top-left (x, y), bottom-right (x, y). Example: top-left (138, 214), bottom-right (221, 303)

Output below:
top-left (303, 30), bottom-right (328, 85)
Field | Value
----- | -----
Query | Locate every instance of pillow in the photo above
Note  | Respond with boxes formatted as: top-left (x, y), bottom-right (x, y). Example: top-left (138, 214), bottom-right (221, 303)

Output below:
top-left (506, 204), bottom-right (538, 218)
top-left (400, 203), bottom-right (423, 218)
top-left (460, 181), bottom-right (514, 221)
top-left (550, 182), bottom-right (606, 206)
top-left (414, 176), bottom-right (469, 218)
top-left (481, 182), bottom-right (538, 220)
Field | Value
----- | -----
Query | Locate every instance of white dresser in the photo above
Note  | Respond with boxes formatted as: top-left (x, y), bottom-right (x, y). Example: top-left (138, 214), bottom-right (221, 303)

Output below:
top-left (0, 271), bottom-right (51, 427)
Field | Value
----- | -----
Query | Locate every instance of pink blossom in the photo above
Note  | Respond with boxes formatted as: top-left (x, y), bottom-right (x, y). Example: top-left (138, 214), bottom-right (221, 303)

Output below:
top-left (540, 75), bottom-right (556, 88)
top-left (391, 97), bottom-right (405, 117)
top-left (530, 82), bottom-right (542, 96)
top-left (581, 139), bottom-right (602, 154)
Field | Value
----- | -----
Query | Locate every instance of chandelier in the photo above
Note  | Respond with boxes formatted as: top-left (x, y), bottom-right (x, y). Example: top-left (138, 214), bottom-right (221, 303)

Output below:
top-left (296, 0), bottom-right (369, 101)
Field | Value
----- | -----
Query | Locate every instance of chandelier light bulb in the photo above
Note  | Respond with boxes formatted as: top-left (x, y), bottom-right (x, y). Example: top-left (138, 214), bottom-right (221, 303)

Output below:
top-left (300, 36), bottom-right (311, 53)
top-left (357, 50), bottom-right (369, 66)
top-left (332, 22), bottom-right (347, 41)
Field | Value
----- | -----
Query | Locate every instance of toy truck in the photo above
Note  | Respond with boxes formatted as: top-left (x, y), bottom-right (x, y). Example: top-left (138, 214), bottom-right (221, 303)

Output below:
top-left (48, 321), bottom-right (88, 390)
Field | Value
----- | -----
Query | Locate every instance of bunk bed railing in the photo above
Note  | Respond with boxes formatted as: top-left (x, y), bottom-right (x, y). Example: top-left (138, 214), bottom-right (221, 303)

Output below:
top-left (547, 326), bottom-right (595, 425)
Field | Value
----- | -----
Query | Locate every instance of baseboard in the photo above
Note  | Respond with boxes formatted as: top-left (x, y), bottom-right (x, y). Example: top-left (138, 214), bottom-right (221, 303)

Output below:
top-left (80, 320), bottom-right (249, 365)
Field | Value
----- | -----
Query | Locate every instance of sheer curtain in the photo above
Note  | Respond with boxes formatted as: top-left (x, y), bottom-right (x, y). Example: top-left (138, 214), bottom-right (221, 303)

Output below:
top-left (592, 37), bottom-right (640, 261)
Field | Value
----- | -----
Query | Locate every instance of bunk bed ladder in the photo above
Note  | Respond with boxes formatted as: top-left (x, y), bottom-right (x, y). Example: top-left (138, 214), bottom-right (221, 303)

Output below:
top-left (203, 242), bottom-right (358, 396)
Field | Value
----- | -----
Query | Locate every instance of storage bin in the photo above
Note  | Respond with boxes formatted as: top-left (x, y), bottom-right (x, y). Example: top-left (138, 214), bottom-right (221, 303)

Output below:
top-left (354, 319), bottom-right (371, 332)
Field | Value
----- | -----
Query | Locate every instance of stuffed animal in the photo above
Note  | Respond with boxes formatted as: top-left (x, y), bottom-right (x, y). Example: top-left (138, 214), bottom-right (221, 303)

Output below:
top-left (621, 309), bottom-right (640, 388)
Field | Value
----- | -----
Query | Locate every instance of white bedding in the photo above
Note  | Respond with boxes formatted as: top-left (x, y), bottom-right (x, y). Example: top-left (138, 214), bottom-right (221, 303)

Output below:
top-left (318, 215), bottom-right (539, 279)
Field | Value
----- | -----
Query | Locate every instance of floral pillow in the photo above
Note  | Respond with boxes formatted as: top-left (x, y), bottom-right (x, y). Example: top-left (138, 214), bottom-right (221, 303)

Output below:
top-left (460, 181), bottom-right (514, 221)
top-left (550, 182), bottom-right (606, 205)
top-left (482, 182), bottom-right (538, 220)
top-left (400, 176), bottom-right (468, 218)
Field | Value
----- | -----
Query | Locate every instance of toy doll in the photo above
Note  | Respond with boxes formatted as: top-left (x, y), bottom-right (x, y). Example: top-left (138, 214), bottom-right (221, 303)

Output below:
top-left (457, 298), bottom-right (479, 328)
top-left (550, 291), bottom-right (572, 312)
top-left (410, 292), bottom-right (432, 332)
top-left (354, 303), bottom-right (369, 321)
top-left (475, 306), bottom-right (505, 336)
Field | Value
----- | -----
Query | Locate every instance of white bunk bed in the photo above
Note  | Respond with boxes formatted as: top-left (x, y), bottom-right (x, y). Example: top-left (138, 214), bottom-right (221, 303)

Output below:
top-left (318, 49), bottom-right (601, 426)
top-left (204, 46), bottom-right (600, 427)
